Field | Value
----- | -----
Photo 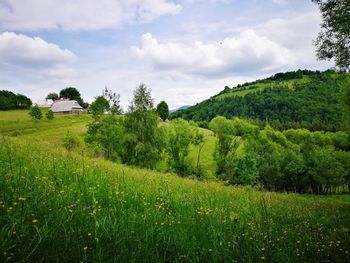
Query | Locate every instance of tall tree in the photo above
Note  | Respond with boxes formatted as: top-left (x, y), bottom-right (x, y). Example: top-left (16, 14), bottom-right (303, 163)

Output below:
top-left (90, 96), bottom-right (110, 116)
top-left (46, 92), bottom-right (59, 101)
top-left (123, 84), bottom-right (163, 168)
top-left (129, 83), bottom-right (153, 112)
top-left (156, 101), bottom-right (169, 121)
top-left (102, 86), bottom-right (123, 114)
top-left (313, 0), bottom-right (350, 70)
top-left (164, 119), bottom-right (200, 175)
top-left (59, 87), bottom-right (88, 108)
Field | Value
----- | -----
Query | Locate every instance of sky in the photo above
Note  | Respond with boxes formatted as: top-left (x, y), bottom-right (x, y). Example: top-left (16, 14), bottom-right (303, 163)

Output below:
top-left (0, 0), bottom-right (332, 109)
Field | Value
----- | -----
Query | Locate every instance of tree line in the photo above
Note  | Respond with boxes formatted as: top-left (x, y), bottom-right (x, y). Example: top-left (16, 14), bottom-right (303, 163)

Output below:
top-left (0, 90), bottom-right (32, 110)
top-left (210, 116), bottom-right (350, 194)
top-left (171, 70), bottom-right (348, 131)
top-left (85, 84), bottom-right (202, 176)
top-left (84, 84), bottom-right (350, 194)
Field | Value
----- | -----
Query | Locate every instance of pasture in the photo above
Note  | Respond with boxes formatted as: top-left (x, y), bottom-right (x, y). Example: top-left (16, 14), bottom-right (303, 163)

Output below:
top-left (0, 110), bottom-right (349, 262)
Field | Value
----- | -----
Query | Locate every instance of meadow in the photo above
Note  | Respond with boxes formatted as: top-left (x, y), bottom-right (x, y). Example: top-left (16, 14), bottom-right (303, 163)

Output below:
top-left (1, 110), bottom-right (350, 262)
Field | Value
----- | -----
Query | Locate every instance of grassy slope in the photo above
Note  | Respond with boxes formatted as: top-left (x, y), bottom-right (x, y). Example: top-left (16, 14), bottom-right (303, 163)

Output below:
top-left (215, 76), bottom-right (310, 100)
top-left (0, 110), bottom-right (350, 262)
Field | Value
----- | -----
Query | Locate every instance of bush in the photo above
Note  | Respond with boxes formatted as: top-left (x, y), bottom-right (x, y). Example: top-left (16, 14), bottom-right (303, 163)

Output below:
top-left (62, 131), bottom-right (81, 152)
top-left (29, 106), bottom-right (42, 120)
top-left (46, 110), bottom-right (54, 120)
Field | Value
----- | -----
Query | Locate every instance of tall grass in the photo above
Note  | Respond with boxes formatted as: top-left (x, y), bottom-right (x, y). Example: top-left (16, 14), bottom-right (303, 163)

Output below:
top-left (1, 137), bottom-right (349, 262)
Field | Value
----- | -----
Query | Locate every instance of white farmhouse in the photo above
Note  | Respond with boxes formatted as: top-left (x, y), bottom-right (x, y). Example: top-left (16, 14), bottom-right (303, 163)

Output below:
top-left (50, 99), bottom-right (83, 114)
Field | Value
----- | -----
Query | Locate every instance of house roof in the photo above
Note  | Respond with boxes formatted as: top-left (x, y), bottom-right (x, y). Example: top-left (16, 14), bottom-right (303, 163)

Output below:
top-left (50, 99), bottom-right (83, 113)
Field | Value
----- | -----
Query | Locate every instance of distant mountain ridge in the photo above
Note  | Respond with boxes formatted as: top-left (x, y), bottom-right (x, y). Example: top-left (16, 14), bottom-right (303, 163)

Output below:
top-left (171, 69), bottom-right (349, 131)
top-left (170, 105), bottom-right (192, 113)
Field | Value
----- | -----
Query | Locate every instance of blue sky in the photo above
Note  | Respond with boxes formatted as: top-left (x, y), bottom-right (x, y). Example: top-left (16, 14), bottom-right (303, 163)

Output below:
top-left (0, 0), bottom-right (331, 109)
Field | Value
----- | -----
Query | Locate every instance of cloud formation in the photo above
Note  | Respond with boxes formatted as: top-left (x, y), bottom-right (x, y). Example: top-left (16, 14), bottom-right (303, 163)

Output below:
top-left (0, 0), bottom-right (182, 31)
top-left (0, 31), bottom-right (77, 90)
top-left (131, 11), bottom-right (328, 79)
top-left (131, 31), bottom-right (292, 77)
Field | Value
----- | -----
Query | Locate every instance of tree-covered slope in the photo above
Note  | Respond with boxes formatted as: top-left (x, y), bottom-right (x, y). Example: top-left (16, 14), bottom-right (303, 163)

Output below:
top-left (171, 70), bottom-right (349, 131)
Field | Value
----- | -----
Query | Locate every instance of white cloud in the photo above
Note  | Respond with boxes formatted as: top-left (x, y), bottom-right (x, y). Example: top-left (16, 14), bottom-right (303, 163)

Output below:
top-left (253, 11), bottom-right (330, 69)
top-left (131, 11), bottom-right (331, 79)
top-left (0, 0), bottom-right (182, 31)
top-left (0, 32), bottom-right (78, 97)
top-left (0, 32), bottom-right (76, 67)
top-left (130, 31), bottom-right (293, 77)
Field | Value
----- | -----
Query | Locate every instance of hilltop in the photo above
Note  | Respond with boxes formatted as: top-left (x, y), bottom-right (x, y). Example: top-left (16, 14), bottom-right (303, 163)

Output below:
top-left (171, 69), bottom-right (349, 131)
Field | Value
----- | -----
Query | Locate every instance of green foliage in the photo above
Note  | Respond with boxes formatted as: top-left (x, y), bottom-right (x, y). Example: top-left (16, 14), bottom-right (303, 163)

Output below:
top-left (85, 116), bottom-right (125, 159)
top-left (45, 92), bottom-right (59, 101)
top-left (123, 110), bottom-right (164, 169)
top-left (209, 116), bottom-right (237, 175)
top-left (62, 131), bottom-right (81, 152)
top-left (129, 83), bottom-right (153, 112)
top-left (156, 101), bottom-right (169, 121)
top-left (0, 90), bottom-right (32, 110)
top-left (28, 105), bottom-right (42, 120)
top-left (46, 110), bottom-right (54, 120)
top-left (339, 76), bottom-right (350, 130)
top-left (313, 0), bottom-right (350, 69)
top-left (59, 87), bottom-right (87, 108)
top-left (164, 119), bottom-right (201, 175)
top-left (102, 86), bottom-right (123, 115)
top-left (172, 70), bottom-right (348, 131)
top-left (210, 116), bottom-right (350, 193)
top-left (89, 96), bottom-right (110, 116)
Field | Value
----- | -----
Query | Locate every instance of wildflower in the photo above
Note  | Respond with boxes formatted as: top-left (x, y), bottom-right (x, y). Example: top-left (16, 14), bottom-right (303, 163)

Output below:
top-left (83, 204), bottom-right (89, 209)
top-left (32, 219), bottom-right (38, 224)
top-left (71, 202), bottom-right (78, 208)
top-left (83, 246), bottom-right (88, 251)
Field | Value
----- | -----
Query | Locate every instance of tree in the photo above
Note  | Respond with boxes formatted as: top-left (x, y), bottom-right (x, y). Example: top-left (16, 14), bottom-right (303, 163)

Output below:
top-left (15, 94), bottom-right (32, 109)
top-left (0, 90), bottom-right (32, 110)
top-left (59, 87), bottom-right (87, 108)
top-left (123, 110), bottom-right (164, 169)
top-left (46, 110), bottom-right (54, 120)
top-left (123, 85), bottom-right (163, 168)
top-left (102, 86), bottom-right (123, 115)
top-left (59, 87), bottom-right (81, 100)
top-left (46, 92), bottom-right (59, 101)
top-left (313, 0), bottom-right (350, 70)
top-left (156, 101), bottom-right (169, 121)
top-left (164, 119), bottom-right (200, 176)
top-left (29, 105), bottom-right (42, 120)
top-left (209, 116), bottom-right (236, 175)
top-left (90, 96), bottom-right (110, 116)
top-left (86, 116), bottom-right (125, 159)
top-left (129, 83), bottom-right (153, 112)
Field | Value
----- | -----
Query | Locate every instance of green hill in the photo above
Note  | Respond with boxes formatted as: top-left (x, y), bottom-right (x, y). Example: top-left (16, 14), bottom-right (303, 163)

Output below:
top-left (171, 69), bottom-right (349, 131)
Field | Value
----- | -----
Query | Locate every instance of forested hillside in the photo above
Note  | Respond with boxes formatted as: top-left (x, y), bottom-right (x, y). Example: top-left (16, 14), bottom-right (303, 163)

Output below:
top-left (171, 70), bottom-right (349, 131)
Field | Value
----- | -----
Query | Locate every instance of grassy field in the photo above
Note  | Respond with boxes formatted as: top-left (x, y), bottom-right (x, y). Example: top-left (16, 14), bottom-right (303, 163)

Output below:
top-left (215, 77), bottom-right (310, 100)
top-left (0, 110), bottom-right (350, 262)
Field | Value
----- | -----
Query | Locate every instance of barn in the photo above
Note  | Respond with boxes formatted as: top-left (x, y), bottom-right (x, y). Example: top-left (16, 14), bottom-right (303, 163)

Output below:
top-left (50, 99), bottom-right (83, 114)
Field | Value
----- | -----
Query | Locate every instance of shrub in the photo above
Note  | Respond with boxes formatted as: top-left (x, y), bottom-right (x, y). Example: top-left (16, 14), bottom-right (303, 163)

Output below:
top-left (62, 131), bottom-right (81, 152)
top-left (46, 110), bottom-right (54, 120)
top-left (29, 105), bottom-right (42, 120)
